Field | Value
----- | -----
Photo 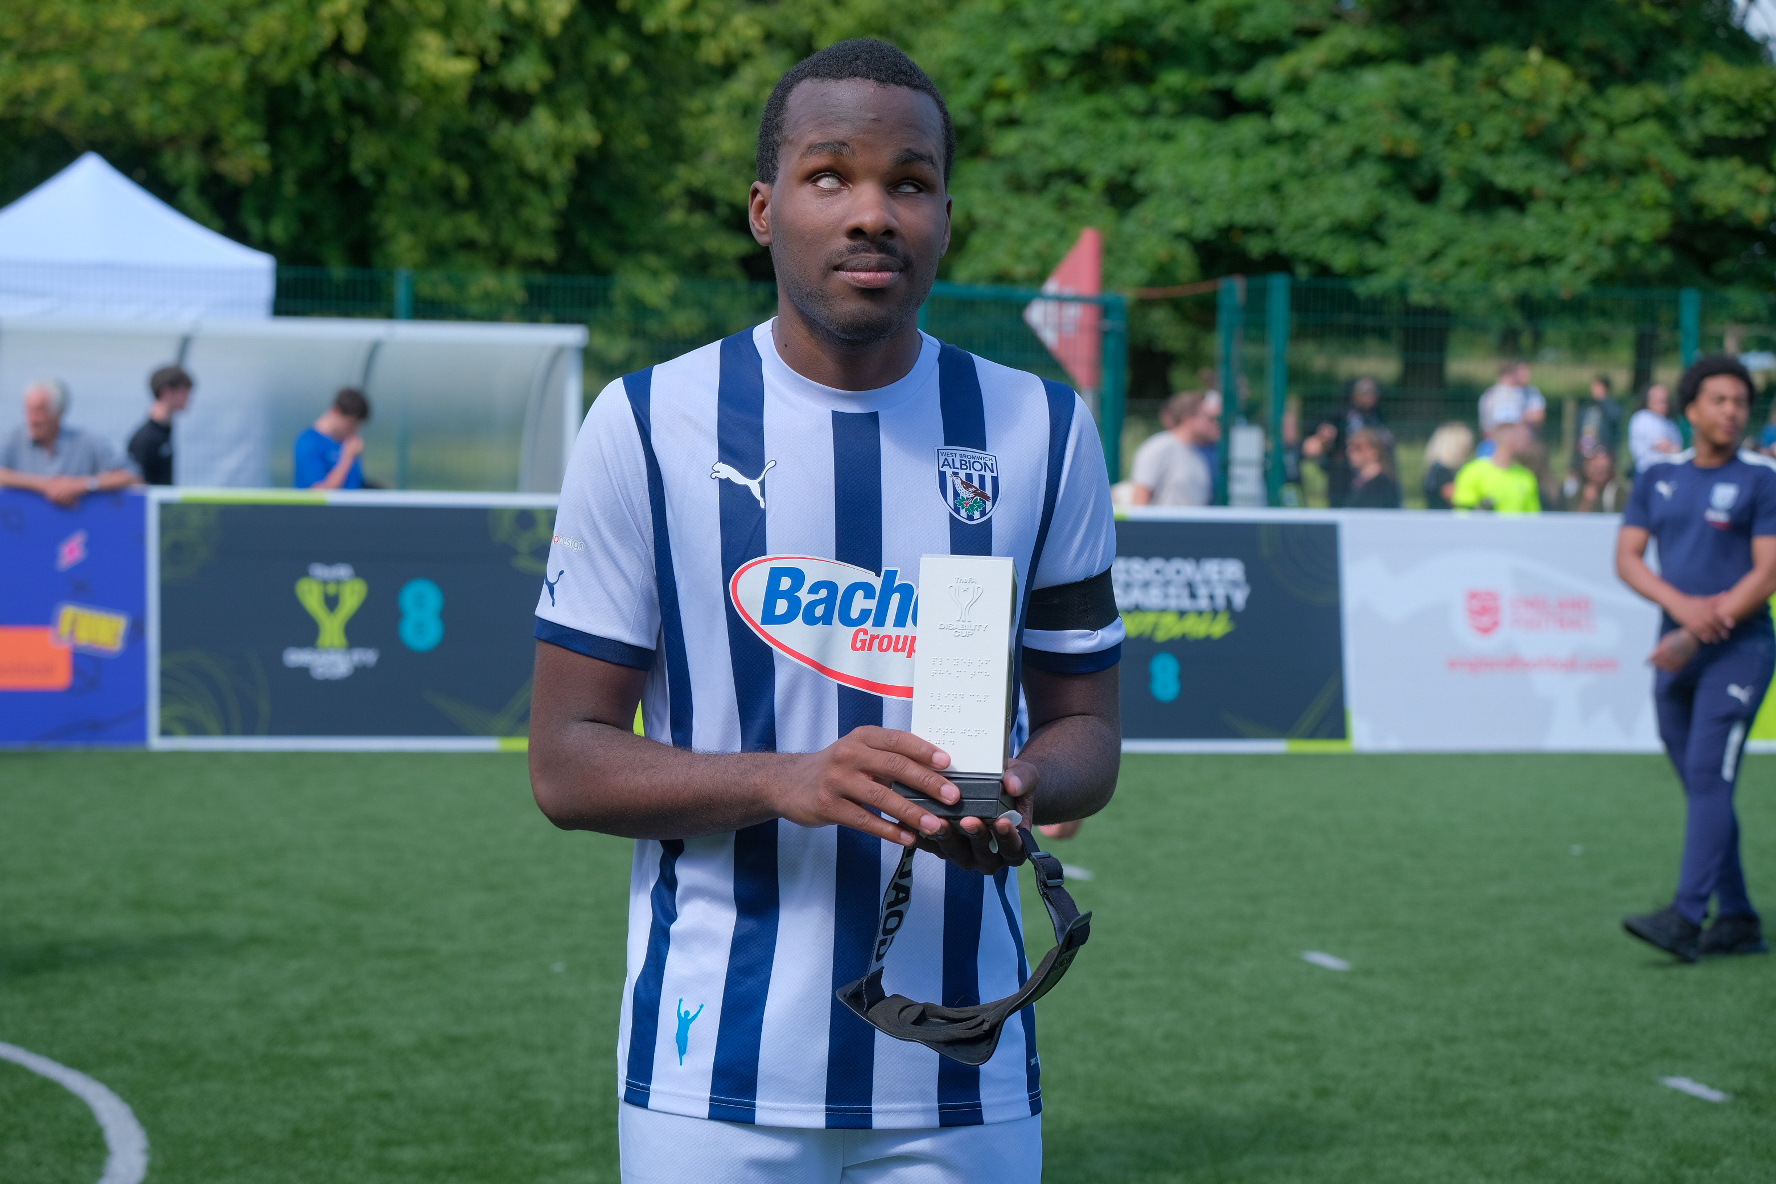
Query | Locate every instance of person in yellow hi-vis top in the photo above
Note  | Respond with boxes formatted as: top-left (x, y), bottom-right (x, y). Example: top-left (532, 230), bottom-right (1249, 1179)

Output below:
top-left (1452, 408), bottom-right (1541, 512)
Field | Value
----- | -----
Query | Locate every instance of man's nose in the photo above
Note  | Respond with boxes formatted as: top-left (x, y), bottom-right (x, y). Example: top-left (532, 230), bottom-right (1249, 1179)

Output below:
top-left (845, 182), bottom-right (899, 238)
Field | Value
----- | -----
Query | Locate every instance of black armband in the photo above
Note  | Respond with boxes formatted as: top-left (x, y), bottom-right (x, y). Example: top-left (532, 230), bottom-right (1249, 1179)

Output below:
top-left (1026, 566), bottom-right (1118, 632)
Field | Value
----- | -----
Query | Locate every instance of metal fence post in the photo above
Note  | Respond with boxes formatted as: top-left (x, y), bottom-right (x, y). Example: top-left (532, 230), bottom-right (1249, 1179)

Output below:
top-left (394, 268), bottom-right (414, 320)
top-left (1099, 293), bottom-right (1128, 481)
top-left (1216, 277), bottom-right (1243, 506)
top-left (1679, 287), bottom-right (1700, 368)
top-left (1265, 273), bottom-right (1290, 506)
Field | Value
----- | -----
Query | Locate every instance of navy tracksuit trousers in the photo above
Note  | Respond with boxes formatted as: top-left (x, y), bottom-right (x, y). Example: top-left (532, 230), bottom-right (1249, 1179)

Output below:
top-left (1654, 631), bottom-right (1773, 924)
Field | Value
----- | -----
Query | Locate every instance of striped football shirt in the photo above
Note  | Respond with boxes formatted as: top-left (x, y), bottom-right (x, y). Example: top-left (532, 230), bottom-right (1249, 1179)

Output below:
top-left (535, 321), bottom-right (1122, 1129)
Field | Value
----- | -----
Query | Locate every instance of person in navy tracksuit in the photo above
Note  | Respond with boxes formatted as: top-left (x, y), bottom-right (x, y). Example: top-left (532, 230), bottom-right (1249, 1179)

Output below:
top-left (1616, 355), bottom-right (1776, 961)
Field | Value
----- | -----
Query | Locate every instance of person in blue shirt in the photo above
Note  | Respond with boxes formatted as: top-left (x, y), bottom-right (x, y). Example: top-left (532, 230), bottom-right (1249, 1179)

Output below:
top-left (1616, 355), bottom-right (1776, 961)
top-left (293, 387), bottom-right (370, 489)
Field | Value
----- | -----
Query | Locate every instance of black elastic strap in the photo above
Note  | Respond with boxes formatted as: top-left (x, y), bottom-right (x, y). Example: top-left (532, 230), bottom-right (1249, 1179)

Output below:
top-left (835, 828), bottom-right (1092, 1066)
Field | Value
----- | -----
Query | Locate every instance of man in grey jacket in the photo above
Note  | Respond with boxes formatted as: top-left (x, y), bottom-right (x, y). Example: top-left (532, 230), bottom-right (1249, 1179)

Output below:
top-left (0, 379), bottom-right (138, 506)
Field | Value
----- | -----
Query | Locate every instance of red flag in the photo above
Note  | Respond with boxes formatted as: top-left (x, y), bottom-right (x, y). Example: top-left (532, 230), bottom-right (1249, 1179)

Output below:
top-left (1023, 228), bottom-right (1103, 393)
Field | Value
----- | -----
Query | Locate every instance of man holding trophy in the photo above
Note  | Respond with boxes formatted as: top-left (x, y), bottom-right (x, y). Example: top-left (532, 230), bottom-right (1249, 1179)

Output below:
top-left (528, 38), bottom-right (1122, 1184)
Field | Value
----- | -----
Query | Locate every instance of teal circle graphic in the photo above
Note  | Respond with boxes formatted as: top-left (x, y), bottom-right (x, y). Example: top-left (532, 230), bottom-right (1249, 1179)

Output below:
top-left (398, 578), bottom-right (444, 652)
top-left (1148, 652), bottom-right (1181, 703)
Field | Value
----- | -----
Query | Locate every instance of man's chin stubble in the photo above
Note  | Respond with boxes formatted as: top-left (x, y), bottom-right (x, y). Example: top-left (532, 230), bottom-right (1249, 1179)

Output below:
top-left (780, 270), bottom-right (930, 347)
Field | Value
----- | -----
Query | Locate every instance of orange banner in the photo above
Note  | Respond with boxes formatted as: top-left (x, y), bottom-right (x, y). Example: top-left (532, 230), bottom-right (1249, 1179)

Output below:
top-left (0, 626), bottom-right (74, 691)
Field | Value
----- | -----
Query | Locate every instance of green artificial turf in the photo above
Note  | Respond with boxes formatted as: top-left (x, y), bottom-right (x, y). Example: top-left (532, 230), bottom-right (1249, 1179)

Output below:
top-left (1, 751), bottom-right (1773, 1183)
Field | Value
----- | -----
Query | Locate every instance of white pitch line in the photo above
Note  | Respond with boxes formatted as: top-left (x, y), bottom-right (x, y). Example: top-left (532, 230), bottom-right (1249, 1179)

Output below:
top-left (1301, 951), bottom-right (1352, 971)
top-left (0, 1041), bottom-right (149, 1184)
top-left (1060, 864), bottom-right (1095, 882)
top-left (1661, 1076), bottom-right (1730, 1103)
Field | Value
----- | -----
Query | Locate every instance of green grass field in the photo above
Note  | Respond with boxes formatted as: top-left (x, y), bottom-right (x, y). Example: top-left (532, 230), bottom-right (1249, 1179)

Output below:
top-left (3, 751), bottom-right (1773, 1183)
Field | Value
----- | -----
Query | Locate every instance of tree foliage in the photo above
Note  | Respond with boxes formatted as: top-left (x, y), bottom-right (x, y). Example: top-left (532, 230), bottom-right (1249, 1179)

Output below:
top-left (0, 0), bottom-right (755, 272)
top-left (3, 0), bottom-right (1775, 292)
top-left (920, 0), bottom-right (1776, 293)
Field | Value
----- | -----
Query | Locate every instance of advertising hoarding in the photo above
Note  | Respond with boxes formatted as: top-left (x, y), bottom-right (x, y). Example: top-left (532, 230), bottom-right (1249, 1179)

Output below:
top-left (155, 493), bottom-right (553, 747)
top-left (0, 489), bottom-right (147, 746)
top-left (1340, 513), bottom-right (1662, 752)
top-left (1115, 514), bottom-right (1347, 750)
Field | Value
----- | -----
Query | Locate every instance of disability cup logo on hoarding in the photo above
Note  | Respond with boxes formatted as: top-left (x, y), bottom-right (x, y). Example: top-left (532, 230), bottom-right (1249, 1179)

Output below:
top-left (936, 448), bottom-right (999, 524)
top-left (284, 563), bottom-right (380, 681)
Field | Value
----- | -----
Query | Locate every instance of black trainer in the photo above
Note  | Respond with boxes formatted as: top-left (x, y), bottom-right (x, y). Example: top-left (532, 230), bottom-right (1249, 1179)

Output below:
top-left (1623, 906), bottom-right (1701, 963)
top-left (1700, 913), bottom-right (1769, 956)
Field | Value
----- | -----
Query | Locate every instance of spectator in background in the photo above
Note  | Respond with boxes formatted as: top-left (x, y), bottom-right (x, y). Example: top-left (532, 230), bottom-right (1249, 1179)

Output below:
top-left (127, 365), bottom-right (193, 486)
top-left (1630, 383), bottom-right (1683, 474)
top-left (1571, 374), bottom-right (1622, 474)
top-left (294, 387), bottom-right (371, 490)
top-left (1129, 389), bottom-right (1216, 506)
top-left (1520, 434), bottom-right (1558, 512)
top-left (1421, 421), bottom-right (1474, 510)
top-left (1757, 396), bottom-right (1776, 458)
top-left (1564, 448), bottom-right (1629, 513)
top-left (1452, 409), bottom-right (1540, 512)
top-left (1197, 389), bottom-right (1223, 494)
top-left (0, 378), bottom-right (138, 507)
top-left (1478, 360), bottom-right (1546, 456)
top-left (1301, 376), bottom-right (1390, 506)
top-left (1344, 428), bottom-right (1402, 508)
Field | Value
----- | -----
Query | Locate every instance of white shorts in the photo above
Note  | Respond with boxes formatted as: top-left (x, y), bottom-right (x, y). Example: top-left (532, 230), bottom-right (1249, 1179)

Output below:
top-left (617, 1103), bottom-right (1042, 1184)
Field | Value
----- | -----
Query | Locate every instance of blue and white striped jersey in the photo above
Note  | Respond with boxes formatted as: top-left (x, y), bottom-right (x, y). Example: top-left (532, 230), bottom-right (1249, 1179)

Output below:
top-left (535, 321), bottom-right (1122, 1130)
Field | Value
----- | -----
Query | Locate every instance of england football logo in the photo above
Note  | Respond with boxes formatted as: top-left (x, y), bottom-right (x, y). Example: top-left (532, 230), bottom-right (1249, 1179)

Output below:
top-left (936, 447), bottom-right (999, 524)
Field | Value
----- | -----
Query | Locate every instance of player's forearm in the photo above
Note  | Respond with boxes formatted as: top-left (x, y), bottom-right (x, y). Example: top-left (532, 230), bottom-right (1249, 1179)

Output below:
top-left (1717, 564), bottom-right (1776, 624)
top-left (0, 468), bottom-right (44, 492)
top-left (1615, 546), bottom-right (1687, 618)
top-left (1017, 711), bottom-right (1120, 826)
top-left (530, 723), bottom-right (789, 838)
top-left (97, 469), bottom-right (136, 491)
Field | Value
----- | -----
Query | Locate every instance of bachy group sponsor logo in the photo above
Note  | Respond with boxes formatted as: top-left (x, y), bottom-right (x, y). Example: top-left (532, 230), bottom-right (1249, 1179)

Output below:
top-left (285, 563), bottom-right (380, 681)
top-left (730, 556), bottom-right (919, 698)
top-left (1112, 556), bottom-right (1249, 643)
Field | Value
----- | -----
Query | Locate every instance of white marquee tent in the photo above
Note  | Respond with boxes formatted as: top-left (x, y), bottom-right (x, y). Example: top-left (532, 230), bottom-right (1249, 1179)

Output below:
top-left (0, 317), bottom-right (585, 492)
top-left (0, 153), bottom-right (275, 319)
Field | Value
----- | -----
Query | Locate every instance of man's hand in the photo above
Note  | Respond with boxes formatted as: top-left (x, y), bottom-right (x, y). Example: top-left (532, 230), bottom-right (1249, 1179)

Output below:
top-left (1651, 627), bottom-right (1701, 672)
top-left (1668, 593), bottom-right (1734, 643)
top-left (775, 726), bottom-right (962, 849)
top-left (1300, 423), bottom-right (1337, 459)
top-left (41, 475), bottom-right (85, 507)
top-left (342, 434), bottom-right (365, 463)
top-left (910, 756), bottom-right (1038, 874)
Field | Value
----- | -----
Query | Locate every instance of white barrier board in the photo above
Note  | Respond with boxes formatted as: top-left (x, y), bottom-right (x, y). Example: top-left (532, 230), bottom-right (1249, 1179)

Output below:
top-left (1341, 513), bottom-right (1663, 752)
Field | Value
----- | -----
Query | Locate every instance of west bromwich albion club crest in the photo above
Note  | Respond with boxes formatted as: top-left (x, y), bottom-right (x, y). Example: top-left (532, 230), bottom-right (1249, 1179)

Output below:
top-left (1706, 481), bottom-right (1740, 526)
top-left (937, 447), bottom-right (999, 524)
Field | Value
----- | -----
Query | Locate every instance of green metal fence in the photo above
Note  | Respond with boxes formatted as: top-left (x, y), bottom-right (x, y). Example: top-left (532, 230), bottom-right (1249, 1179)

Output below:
top-left (274, 267), bottom-right (1130, 474)
top-left (276, 265), bottom-right (1776, 506)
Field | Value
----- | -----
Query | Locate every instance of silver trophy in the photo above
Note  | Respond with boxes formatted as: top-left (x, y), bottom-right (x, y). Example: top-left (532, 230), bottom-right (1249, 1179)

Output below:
top-left (895, 554), bottom-right (1018, 822)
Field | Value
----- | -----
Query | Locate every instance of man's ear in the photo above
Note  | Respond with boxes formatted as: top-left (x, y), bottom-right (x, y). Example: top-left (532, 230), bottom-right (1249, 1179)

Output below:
top-left (749, 181), bottom-right (773, 246)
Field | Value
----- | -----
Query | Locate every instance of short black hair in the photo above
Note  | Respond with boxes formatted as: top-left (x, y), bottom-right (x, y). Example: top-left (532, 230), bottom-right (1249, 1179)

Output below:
top-left (333, 387), bottom-right (371, 421)
top-left (1676, 354), bottom-right (1754, 414)
top-left (150, 364), bottom-right (193, 398)
top-left (756, 39), bottom-right (956, 185)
